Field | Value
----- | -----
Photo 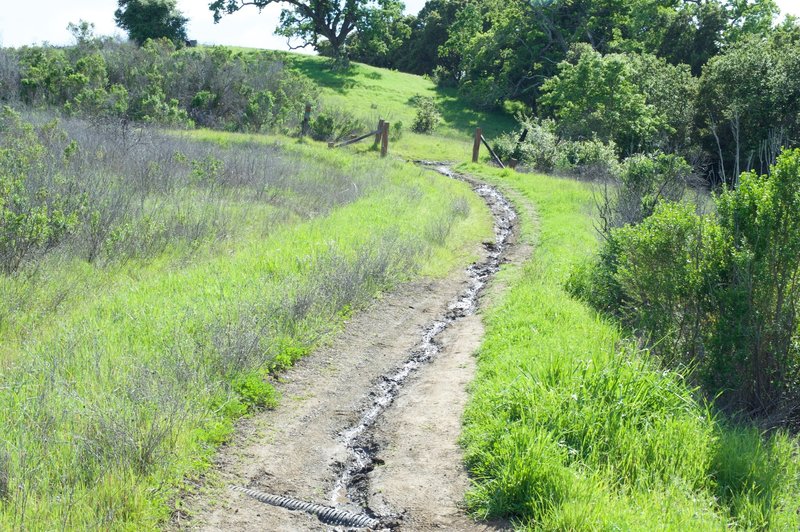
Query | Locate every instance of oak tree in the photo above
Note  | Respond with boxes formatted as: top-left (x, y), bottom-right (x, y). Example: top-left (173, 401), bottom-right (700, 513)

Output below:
top-left (115, 0), bottom-right (189, 46)
top-left (210, 0), bottom-right (397, 65)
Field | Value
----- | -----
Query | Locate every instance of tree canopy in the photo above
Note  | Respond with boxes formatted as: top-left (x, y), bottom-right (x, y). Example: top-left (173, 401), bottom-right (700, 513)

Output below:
top-left (114, 0), bottom-right (189, 46)
top-left (209, 0), bottom-right (402, 64)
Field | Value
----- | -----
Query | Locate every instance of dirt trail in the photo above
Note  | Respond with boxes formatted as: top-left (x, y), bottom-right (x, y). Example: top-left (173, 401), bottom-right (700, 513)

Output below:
top-left (178, 169), bottom-right (523, 531)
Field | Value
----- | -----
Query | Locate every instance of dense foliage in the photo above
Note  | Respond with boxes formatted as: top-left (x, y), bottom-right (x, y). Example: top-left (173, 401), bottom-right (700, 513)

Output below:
top-left (570, 149), bottom-right (800, 421)
top-left (115, 0), bottom-right (189, 46)
top-left (350, 0), bottom-right (799, 184)
top-left (1, 39), bottom-right (318, 133)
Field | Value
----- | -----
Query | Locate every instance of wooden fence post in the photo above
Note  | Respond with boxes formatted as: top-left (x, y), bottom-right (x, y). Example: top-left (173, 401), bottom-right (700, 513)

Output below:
top-left (380, 121), bottom-right (390, 158)
top-left (301, 103), bottom-right (312, 137)
top-left (375, 119), bottom-right (385, 145)
top-left (472, 127), bottom-right (482, 163)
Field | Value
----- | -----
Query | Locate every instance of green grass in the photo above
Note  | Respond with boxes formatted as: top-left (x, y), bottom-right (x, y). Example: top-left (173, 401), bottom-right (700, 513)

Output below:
top-left (0, 134), bottom-right (492, 529)
top-left (279, 53), bottom-right (515, 137)
top-left (4, 46), bottom-right (798, 531)
top-left (457, 164), bottom-right (800, 530)
top-left (188, 56), bottom-right (800, 530)
top-left (225, 49), bottom-right (516, 161)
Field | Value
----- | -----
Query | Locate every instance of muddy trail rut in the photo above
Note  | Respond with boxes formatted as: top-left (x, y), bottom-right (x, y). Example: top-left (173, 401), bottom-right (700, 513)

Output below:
top-left (178, 167), bottom-right (523, 531)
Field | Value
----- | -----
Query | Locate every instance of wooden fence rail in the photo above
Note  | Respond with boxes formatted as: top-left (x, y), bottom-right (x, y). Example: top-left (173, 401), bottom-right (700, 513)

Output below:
top-left (327, 119), bottom-right (389, 158)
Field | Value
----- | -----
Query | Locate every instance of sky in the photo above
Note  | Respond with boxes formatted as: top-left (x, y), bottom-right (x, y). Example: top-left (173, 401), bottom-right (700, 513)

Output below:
top-left (0, 0), bottom-right (797, 50)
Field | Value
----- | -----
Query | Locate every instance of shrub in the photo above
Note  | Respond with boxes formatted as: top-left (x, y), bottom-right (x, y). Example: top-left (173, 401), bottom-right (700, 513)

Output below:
top-left (0, 49), bottom-right (19, 102)
top-left (712, 148), bottom-right (800, 414)
top-left (232, 372), bottom-right (278, 409)
top-left (492, 116), bottom-right (619, 179)
top-left (391, 121), bottom-right (403, 141)
top-left (457, 77), bottom-right (505, 110)
top-left (492, 117), bottom-right (561, 172)
top-left (573, 148), bottom-right (800, 420)
top-left (10, 41), bottom-right (317, 132)
top-left (555, 137), bottom-right (620, 180)
top-left (411, 96), bottom-right (441, 133)
top-left (597, 152), bottom-right (692, 232)
top-left (309, 107), bottom-right (366, 142)
top-left (616, 203), bottom-right (722, 363)
top-left (0, 108), bottom-right (85, 272)
top-left (431, 65), bottom-right (458, 88)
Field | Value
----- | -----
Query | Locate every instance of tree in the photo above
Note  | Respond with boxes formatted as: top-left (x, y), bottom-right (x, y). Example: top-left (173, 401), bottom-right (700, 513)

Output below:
top-left (67, 20), bottom-right (97, 46)
top-left (395, 0), bottom-right (461, 75)
top-left (114, 0), bottom-right (189, 46)
top-left (540, 45), bottom-right (664, 155)
top-left (341, 0), bottom-right (414, 68)
top-left (698, 35), bottom-right (800, 184)
top-left (209, 0), bottom-right (396, 65)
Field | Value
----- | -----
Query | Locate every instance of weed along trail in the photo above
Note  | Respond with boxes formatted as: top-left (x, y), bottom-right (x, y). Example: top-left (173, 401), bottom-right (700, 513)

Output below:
top-left (182, 166), bottom-right (518, 531)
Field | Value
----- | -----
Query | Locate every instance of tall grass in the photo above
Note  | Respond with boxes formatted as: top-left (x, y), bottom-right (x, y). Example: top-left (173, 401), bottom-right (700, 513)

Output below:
top-left (0, 118), bottom-right (491, 528)
top-left (461, 165), bottom-right (800, 530)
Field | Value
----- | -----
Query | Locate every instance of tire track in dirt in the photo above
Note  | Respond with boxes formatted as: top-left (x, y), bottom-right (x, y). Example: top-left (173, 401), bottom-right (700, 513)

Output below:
top-left (177, 166), bottom-right (526, 531)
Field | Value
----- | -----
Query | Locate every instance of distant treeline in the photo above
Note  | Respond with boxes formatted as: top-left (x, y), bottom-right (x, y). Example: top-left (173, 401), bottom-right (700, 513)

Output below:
top-left (345, 0), bottom-right (800, 184)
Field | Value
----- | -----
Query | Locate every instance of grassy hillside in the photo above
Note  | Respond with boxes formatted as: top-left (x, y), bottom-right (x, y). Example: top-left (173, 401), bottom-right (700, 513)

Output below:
top-left (0, 118), bottom-right (491, 529)
top-left (235, 50), bottom-right (517, 161)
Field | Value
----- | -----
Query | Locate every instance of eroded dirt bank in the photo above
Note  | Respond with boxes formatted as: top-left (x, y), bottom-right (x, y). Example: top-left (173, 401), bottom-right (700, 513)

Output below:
top-left (178, 171), bottom-right (524, 531)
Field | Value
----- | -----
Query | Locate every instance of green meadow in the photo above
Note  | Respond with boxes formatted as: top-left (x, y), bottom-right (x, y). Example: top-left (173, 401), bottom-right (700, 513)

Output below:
top-left (0, 45), bottom-right (797, 531)
top-left (0, 121), bottom-right (491, 528)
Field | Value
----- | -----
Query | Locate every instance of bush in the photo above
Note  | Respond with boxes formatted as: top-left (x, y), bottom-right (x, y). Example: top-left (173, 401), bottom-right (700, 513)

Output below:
top-left (597, 152), bottom-right (692, 232)
top-left (492, 116), bottom-right (619, 179)
top-left (589, 203), bottom-right (723, 363)
top-left (712, 148), bottom-right (800, 414)
top-left (411, 95), bottom-right (441, 133)
top-left (555, 137), bottom-right (620, 180)
top-left (0, 49), bottom-right (19, 102)
top-left (492, 117), bottom-right (561, 172)
top-left (9, 41), bottom-right (317, 132)
top-left (309, 107), bottom-right (367, 142)
top-left (0, 108), bottom-right (85, 272)
top-left (573, 148), bottom-right (800, 420)
top-left (232, 372), bottom-right (278, 409)
top-left (391, 121), bottom-right (403, 141)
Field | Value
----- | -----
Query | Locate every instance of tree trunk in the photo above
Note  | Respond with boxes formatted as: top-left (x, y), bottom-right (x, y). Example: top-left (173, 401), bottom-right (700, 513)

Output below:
top-left (327, 39), bottom-right (350, 70)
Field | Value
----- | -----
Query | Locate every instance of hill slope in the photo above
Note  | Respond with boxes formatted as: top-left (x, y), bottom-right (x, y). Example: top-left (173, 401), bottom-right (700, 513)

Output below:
top-left (269, 52), bottom-right (800, 531)
top-left (240, 50), bottom-right (517, 160)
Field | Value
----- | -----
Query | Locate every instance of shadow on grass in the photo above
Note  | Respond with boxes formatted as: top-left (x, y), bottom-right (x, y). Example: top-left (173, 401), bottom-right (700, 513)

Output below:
top-left (710, 422), bottom-right (799, 528)
top-left (433, 90), bottom-right (516, 139)
top-left (284, 56), bottom-right (377, 94)
top-left (280, 52), bottom-right (516, 138)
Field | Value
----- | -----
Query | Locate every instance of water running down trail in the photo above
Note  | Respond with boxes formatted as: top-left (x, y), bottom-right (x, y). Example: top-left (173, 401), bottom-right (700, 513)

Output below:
top-left (328, 165), bottom-right (517, 526)
top-left (230, 165), bottom-right (517, 530)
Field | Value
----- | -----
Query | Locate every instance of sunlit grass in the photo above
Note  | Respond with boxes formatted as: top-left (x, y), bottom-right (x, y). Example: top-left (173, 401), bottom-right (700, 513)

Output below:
top-left (458, 165), bottom-right (800, 530)
top-left (0, 130), bottom-right (492, 529)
